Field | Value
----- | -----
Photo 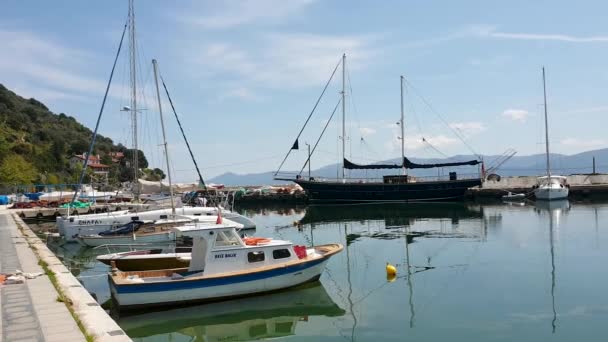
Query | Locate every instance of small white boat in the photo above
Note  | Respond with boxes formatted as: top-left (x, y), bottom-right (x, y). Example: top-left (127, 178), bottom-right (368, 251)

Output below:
top-left (502, 192), bottom-right (526, 201)
top-left (77, 219), bottom-right (187, 247)
top-left (109, 222), bottom-right (343, 310)
top-left (58, 206), bottom-right (256, 242)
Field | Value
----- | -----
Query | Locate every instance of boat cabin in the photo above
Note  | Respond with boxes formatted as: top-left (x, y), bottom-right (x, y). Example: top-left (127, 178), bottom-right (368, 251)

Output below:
top-left (174, 224), bottom-right (306, 276)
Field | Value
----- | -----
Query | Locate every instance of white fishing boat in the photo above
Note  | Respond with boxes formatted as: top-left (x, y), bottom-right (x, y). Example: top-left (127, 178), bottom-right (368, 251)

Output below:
top-left (95, 216), bottom-right (251, 270)
top-left (109, 222), bottom-right (343, 310)
top-left (57, 206), bottom-right (255, 242)
top-left (534, 68), bottom-right (569, 201)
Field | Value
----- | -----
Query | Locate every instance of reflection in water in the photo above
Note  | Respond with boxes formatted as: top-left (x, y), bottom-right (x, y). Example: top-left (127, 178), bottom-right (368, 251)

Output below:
top-left (405, 227), bottom-right (415, 328)
top-left (535, 199), bottom-right (570, 333)
top-left (118, 281), bottom-right (344, 340)
top-left (300, 203), bottom-right (483, 227)
top-left (299, 203), bottom-right (485, 245)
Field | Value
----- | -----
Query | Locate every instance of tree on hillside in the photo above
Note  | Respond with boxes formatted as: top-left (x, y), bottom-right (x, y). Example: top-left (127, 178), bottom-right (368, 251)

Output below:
top-left (0, 154), bottom-right (37, 184)
top-left (122, 149), bottom-right (148, 169)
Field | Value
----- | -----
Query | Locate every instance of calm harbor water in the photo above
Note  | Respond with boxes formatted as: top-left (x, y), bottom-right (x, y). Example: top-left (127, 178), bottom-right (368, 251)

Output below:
top-left (37, 200), bottom-right (608, 341)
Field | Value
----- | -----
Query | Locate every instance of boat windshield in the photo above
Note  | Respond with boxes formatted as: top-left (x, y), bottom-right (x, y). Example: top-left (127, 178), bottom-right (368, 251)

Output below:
top-left (214, 230), bottom-right (241, 248)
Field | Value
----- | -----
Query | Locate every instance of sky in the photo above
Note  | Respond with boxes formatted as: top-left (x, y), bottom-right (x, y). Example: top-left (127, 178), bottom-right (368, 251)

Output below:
top-left (2, 0), bottom-right (608, 181)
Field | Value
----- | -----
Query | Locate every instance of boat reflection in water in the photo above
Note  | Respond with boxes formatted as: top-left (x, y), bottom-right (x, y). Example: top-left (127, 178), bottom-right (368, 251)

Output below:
top-left (298, 202), bottom-right (485, 245)
top-left (534, 199), bottom-right (569, 333)
top-left (299, 202), bottom-right (483, 226)
top-left (117, 281), bottom-right (344, 340)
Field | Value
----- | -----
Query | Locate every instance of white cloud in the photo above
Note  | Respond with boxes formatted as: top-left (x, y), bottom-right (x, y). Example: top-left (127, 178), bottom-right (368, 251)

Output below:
top-left (560, 138), bottom-right (607, 149)
top-left (473, 26), bottom-right (608, 43)
top-left (219, 87), bottom-right (261, 101)
top-left (559, 106), bottom-right (608, 115)
top-left (179, 0), bottom-right (316, 29)
top-left (191, 33), bottom-right (377, 89)
top-left (359, 127), bottom-right (377, 137)
top-left (449, 121), bottom-right (485, 137)
top-left (502, 109), bottom-right (529, 122)
top-left (0, 29), bottom-right (124, 104)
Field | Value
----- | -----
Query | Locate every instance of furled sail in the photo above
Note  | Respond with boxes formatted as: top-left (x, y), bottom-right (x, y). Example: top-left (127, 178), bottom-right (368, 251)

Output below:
top-left (343, 158), bottom-right (480, 170)
top-left (403, 157), bottom-right (480, 169)
top-left (343, 158), bottom-right (402, 170)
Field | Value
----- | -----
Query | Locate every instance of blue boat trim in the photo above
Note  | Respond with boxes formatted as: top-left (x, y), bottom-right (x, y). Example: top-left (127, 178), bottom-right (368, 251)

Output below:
top-left (113, 257), bottom-right (327, 294)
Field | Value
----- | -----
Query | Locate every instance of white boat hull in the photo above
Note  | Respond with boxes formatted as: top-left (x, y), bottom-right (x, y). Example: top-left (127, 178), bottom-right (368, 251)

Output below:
top-left (110, 258), bottom-right (330, 309)
top-left (58, 207), bottom-right (256, 242)
top-left (534, 186), bottom-right (569, 200)
top-left (78, 232), bottom-right (176, 247)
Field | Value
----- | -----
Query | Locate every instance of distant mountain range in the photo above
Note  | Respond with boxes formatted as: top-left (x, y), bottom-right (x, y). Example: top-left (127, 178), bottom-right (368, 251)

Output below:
top-left (208, 148), bottom-right (608, 186)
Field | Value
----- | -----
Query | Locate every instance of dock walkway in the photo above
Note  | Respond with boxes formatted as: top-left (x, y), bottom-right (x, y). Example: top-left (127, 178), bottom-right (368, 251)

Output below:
top-left (0, 212), bottom-right (85, 341)
top-left (1, 209), bottom-right (131, 341)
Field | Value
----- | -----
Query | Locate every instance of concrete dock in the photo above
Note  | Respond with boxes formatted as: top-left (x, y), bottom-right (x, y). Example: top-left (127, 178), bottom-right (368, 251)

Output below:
top-left (0, 209), bottom-right (131, 341)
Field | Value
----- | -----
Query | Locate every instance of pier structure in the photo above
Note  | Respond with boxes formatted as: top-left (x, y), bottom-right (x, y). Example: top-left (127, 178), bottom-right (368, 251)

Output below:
top-left (0, 207), bottom-right (131, 341)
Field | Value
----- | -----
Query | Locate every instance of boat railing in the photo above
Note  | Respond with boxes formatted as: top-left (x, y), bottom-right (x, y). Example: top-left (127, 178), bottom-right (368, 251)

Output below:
top-left (93, 243), bottom-right (159, 255)
top-left (275, 172), bottom-right (481, 183)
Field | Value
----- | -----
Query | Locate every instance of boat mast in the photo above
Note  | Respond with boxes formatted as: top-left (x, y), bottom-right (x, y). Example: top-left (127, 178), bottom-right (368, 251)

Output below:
top-left (400, 75), bottom-right (406, 175)
top-left (542, 67), bottom-right (551, 179)
top-left (128, 0), bottom-right (139, 201)
top-left (152, 59), bottom-right (175, 216)
top-left (341, 53), bottom-right (346, 180)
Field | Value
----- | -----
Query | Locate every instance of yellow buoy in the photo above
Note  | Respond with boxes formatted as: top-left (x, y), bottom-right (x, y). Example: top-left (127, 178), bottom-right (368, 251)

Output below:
top-left (386, 262), bottom-right (397, 278)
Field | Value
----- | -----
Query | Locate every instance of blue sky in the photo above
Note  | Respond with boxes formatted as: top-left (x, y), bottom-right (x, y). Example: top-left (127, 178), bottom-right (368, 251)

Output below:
top-left (2, 0), bottom-right (608, 181)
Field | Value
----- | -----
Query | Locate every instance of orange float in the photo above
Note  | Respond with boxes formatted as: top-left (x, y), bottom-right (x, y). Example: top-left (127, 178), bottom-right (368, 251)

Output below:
top-left (243, 237), bottom-right (272, 246)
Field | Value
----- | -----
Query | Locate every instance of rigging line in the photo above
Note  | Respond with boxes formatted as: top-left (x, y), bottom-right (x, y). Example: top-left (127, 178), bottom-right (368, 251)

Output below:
top-left (422, 137), bottom-right (450, 158)
top-left (404, 79), bottom-right (480, 157)
top-left (159, 74), bottom-right (207, 190)
top-left (299, 98), bottom-right (342, 176)
top-left (275, 57), bottom-right (342, 176)
top-left (71, 20), bottom-right (128, 205)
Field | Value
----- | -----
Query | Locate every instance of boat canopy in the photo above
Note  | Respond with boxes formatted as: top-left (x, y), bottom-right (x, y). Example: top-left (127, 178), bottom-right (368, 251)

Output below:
top-left (343, 157), bottom-right (480, 170)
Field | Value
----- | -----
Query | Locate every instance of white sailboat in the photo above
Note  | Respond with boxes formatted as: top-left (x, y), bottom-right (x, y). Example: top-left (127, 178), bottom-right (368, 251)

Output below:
top-left (534, 67), bottom-right (569, 200)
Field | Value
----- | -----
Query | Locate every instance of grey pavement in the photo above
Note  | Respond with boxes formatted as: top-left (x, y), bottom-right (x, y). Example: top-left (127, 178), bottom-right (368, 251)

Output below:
top-left (0, 213), bottom-right (85, 342)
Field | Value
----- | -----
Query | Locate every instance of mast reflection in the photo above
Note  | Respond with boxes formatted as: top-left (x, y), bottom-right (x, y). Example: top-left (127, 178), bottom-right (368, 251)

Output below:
top-left (534, 199), bottom-right (570, 333)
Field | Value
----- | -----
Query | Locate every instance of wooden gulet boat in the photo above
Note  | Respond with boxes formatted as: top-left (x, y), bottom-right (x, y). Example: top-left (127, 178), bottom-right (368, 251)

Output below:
top-left (108, 222), bottom-right (343, 310)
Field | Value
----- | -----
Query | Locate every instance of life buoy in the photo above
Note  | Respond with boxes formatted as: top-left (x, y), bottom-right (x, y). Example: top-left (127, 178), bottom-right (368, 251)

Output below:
top-left (243, 237), bottom-right (272, 246)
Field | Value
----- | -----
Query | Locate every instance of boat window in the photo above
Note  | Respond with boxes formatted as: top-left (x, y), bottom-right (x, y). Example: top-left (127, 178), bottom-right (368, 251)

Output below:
top-left (160, 215), bottom-right (167, 219)
top-left (214, 230), bottom-right (240, 247)
top-left (249, 323), bottom-right (267, 338)
top-left (272, 249), bottom-right (291, 259)
top-left (131, 216), bottom-right (139, 221)
top-left (248, 251), bottom-right (265, 263)
top-left (275, 321), bottom-right (294, 334)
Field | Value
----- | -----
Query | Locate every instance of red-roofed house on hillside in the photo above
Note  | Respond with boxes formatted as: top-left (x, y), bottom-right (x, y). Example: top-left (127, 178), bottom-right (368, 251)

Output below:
top-left (109, 151), bottom-right (125, 163)
top-left (69, 154), bottom-right (110, 175)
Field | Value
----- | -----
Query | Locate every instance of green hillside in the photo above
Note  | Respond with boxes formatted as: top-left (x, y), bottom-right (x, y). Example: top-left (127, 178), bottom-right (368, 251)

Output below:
top-left (0, 84), bottom-right (160, 187)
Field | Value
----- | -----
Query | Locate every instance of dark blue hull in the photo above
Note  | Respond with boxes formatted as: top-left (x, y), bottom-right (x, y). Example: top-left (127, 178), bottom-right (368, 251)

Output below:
top-left (295, 178), bottom-right (482, 203)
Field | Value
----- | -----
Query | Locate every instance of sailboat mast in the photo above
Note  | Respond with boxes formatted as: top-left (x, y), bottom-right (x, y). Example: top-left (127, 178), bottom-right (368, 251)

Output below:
top-left (542, 67), bottom-right (551, 178)
top-left (152, 59), bottom-right (175, 215)
top-left (128, 0), bottom-right (139, 201)
top-left (341, 53), bottom-right (346, 180)
top-left (400, 75), bottom-right (406, 175)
